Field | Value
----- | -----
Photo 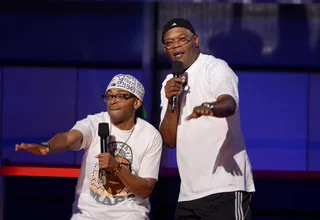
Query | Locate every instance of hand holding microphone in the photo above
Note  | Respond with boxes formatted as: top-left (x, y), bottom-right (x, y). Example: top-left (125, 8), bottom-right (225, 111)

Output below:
top-left (164, 61), bottom-right (184, 112)
top-left (96, 123), bottom-right (117, 185)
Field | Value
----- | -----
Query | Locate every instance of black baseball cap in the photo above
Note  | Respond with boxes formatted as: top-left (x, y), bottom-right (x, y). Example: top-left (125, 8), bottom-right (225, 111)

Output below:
top-left (162, 18), bottom-right (196, 43)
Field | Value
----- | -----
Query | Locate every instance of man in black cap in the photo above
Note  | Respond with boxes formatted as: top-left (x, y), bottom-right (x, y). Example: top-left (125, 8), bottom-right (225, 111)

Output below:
top-left (159, 18), bottom-right (255, 220)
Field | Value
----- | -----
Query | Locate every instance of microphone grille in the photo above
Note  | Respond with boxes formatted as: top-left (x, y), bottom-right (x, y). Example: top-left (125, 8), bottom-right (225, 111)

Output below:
top-left (171, 61), bottom-right (184, 76)
top-left (98, 123), bottom-right (109, 137)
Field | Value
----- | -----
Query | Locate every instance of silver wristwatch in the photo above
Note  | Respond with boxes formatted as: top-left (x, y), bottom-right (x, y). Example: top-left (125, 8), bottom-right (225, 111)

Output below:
top-left (40, 142), bottom-right (52, 152)
top-left (201, 102), bottom-right (215, 113)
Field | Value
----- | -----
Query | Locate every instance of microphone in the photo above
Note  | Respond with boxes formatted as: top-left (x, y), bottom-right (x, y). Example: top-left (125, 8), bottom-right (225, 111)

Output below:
top-left (171, 60), bottom-right (184, 112)
top-left (98, 122), bottom-right (109, 185)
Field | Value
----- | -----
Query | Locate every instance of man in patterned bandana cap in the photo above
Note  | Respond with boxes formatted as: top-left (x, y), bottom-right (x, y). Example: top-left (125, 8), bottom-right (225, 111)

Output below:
top-left (16, 74), bottom-right (163, 220)
top-left (106, 74), bottom-right (147, 120)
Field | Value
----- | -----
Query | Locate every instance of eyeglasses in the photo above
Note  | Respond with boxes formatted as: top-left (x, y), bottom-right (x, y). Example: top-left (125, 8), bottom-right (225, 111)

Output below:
top-left (163, 35), bottom-right (195, 50)
top-left (102, 94), bottom-right (134, 103)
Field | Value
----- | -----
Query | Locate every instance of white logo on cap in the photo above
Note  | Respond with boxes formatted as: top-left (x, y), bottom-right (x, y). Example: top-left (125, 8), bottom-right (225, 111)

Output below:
top-left (106, 74), bottom-right (145, 102)
top-left (171, 23), bottom-right (177, 26)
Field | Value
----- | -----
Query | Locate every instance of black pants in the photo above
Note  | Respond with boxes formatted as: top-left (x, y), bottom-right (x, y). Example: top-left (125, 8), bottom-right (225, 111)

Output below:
top-left (175, 191), bottom-right (252, 220)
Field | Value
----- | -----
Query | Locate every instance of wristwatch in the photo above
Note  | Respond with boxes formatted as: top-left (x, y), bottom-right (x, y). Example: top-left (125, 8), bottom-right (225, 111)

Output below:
top-left (201, 102), bottom-right (215, 113)
top-left (40, 142), bottom-right (52, 153)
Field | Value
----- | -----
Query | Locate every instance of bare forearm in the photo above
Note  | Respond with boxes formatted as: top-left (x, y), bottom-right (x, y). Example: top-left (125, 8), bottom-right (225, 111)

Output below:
top-left (116, 167), bottom-right (153, 199)
top-left (211, 96), bottom-right (237, 118)
top-left (48, 131), bottom-right (82, 153)
top-left (160, 103), bottom-right (179, 148)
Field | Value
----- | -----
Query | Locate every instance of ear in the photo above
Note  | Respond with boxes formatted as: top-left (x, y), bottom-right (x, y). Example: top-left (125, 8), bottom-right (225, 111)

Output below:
top-left (134, 99), bottom-right (142, 110)
top-left (194, 35), bottom-right (200, 47)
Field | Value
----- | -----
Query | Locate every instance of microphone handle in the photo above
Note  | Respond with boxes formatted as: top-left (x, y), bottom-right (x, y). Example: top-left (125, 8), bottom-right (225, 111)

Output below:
top-left (101, 170), bottom-right (107, 185)
top-left (100, 137), bottom-right (108, 185)
top-left (101, 136), bottom-right (109, 153)
top-left (171, 96), bottom-right (176, 112)
top-left (171, 73), bottom-right (179, 113)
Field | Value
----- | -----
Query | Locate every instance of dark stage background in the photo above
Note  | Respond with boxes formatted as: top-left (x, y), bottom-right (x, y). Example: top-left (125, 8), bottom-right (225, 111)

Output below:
top-left (1, 0), bottom-right (320, 219)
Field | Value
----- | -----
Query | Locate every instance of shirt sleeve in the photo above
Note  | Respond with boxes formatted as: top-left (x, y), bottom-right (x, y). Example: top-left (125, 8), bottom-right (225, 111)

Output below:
top-left (137, 132), bottom-right (163, 180)
top-left (159, 74), bottom-right (173, 127)
top-left (208, 60), bottom-right (239, 105)
top-left (69, 116), bottom-right (95, 151)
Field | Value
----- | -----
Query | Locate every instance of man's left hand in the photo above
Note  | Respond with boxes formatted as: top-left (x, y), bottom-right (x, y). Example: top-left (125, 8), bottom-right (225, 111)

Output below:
top-left (95, 153), bottom-right (118, 172)
top-left (186, 105), bottom-right (213, 120)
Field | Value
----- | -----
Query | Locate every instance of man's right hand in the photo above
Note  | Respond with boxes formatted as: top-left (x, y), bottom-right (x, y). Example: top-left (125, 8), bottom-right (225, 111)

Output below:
top-left (15, 143), bottom-right (50, 155)
top-left (164, 77), bottom-right (185, 101)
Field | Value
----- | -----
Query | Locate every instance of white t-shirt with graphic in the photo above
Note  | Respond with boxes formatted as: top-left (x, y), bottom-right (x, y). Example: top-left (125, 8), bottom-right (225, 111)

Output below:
top-left (70, 112), bottom-right (162, 220)
top-left (160, 53), bottom-right (255, 202)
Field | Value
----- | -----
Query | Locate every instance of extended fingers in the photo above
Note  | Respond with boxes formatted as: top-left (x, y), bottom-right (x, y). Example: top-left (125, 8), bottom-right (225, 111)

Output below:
top-left (185, 112), bottom-right (197, 120)
top-left (195, 106), bottom-right (213, 116)
top-left (185, 106), bottom-right (213, 120)
top-left (15, 143), bottom-right (38, 151)
top-left (15, 143), bottom-right (27, 151)
top-left (15, 143), bottom-right (49, 155)
top-left (39, 147), bottom-right (49, 155)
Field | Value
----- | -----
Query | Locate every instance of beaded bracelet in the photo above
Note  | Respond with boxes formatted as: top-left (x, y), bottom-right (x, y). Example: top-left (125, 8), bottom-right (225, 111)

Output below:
top-left (113, 163), bottom-right (122, 175)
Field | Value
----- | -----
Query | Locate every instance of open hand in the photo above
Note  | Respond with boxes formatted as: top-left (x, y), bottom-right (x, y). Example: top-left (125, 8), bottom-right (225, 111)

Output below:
top-left (185, 105), bottom-right (213, 120)
top-left (15, 143), bottom-right (50, 155)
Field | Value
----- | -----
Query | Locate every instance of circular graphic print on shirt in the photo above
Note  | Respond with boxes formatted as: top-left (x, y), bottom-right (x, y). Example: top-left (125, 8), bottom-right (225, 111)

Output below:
top-left (104, 141), bottom-right (133, 195)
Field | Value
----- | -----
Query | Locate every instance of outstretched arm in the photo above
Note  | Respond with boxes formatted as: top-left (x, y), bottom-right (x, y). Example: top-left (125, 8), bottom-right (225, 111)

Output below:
top-left (15, 129), bottom-right (84, 155)
top-left (186, 94), bottom-right (237, 120)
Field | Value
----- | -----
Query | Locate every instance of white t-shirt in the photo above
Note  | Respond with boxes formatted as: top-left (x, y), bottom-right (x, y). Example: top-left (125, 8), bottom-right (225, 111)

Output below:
top-left (70, 112), bottom-right (163, 220)
top-left (160, 53), bottom-right (255, 202)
